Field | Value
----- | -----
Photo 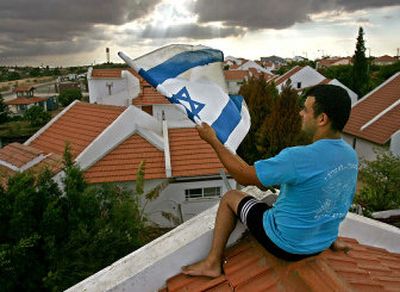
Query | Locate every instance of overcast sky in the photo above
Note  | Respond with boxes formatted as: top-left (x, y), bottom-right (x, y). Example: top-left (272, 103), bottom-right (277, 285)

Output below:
top-left (1, 0), bottom-right (399, 66)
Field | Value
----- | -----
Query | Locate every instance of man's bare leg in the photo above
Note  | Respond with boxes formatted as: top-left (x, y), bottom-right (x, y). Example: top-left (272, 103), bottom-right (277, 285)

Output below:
top-left (182, 190), bottom-right (247, 277)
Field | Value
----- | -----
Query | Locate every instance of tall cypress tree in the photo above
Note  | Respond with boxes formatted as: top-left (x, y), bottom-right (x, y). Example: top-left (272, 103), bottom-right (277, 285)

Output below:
top-left (352, 27), bottom-right (370, 98)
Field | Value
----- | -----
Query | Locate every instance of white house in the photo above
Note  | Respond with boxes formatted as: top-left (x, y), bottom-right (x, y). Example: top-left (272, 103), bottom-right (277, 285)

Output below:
top-left (273, 66), bottom-right (358, 104)
top-left (343, 72), bottom-right (400, 161)
top-left (274, 66), bottom-right (325, 92)
top-left (5, 86), bottom-right (49, 115)
top-left (236, 60), bottom-right (272, 74)
top-left (87, 68), bottom-right (140, 106)
top-left (224, 70), bottom-right (251, 95)
top-left (17, 100), bottom-right (235, 227)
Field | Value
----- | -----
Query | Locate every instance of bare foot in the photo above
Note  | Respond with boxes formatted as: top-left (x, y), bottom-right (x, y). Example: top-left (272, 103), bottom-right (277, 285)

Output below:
top-left (330, 240), bottom-right (351, 253)
top-left (182, 259), bottom-right (222, 278)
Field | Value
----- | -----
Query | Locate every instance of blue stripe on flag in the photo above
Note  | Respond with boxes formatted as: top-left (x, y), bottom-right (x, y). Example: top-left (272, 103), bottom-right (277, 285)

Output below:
top-left (141, 49), bottom-right (223, 87)
top-left (211, 95), bottom-right (244, 144)
top-left (229, 95), bottom-right (244, 112)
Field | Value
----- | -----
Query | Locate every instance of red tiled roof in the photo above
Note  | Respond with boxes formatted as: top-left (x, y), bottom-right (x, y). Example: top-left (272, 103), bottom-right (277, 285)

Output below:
top-left (224, 70), bottom-right (249, 81)
top-left (374, 55), bottom-right (398, 63)
top-left (132, 86), bottom-right (170, 106)
top-left (0, 143), bottom-right (63, 188)
top-left (344, 73), bottom-right (400, 144)
top-left (274, 66), bottom-right (303, 85)
top-left (91, 69), bottom-right (122, 78)
top-left (5, 97), bottom-right (48, 105)
top-left (320, 78), bottom-right (332, 85)
top-left (251, 70), bottom-right (275, 81)
top-left (84, 134), bottom-right (165, 183)
top-left (164, 235), bottom-right (400, 291)
top-left (229, 64), bottom-right (239, 70)
top-left (28, 102), bottom-right (126, 159)
top-left (14, 86), bottom-right (35, 92)
top-left (169, 128), bottom-right (224, 177)
top-left (91, 68), bottom-right (152, 88)
top-left (85, 128), bottom-right (225, 183)
top-left (0, 142), bottom-right (43, 167)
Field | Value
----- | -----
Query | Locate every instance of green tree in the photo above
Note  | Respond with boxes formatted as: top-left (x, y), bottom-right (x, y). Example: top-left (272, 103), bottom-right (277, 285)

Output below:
top-left (237, 76), bottom-right (278, 163)
top-left (29, 67), bottom-right (41, 77)
top-left (318, 65), bottom-right (353, 89)
top-left (58, 88), bottom-right (82, 107)
top-left (0, 93), bottom-right (9, 124)
top-left (256, 82), bottom-right (310, 158)
top-left (352, 27), bottom-right (370, 97)
top-left (23, 105), bottom-right (51, 127)
top-left (355, 152), bottom-right (400, 214)
top-left (0, 145), bottom-right (147, 291)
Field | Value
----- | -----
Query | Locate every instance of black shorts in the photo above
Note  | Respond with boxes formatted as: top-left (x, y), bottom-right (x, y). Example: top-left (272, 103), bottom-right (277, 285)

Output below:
top-left (237, 196), bottom-right (320, 261)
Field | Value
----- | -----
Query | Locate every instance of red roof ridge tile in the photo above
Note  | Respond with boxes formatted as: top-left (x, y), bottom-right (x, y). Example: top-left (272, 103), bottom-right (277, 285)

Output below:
top-left (274, 66), bottom-right (303, 85)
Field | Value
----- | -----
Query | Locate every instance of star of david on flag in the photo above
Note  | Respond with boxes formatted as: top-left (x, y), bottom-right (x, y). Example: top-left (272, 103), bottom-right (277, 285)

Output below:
top-left (169, 87), bottom-right (205, 121)
top-left (118, 44), bottom-right (250, 152)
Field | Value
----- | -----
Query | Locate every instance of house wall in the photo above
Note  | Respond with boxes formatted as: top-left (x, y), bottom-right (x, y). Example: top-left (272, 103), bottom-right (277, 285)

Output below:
top-left (389, 130), bottom-right (400, 156)
top-left (88, 70), bottom-right (140, 106)
top-left (152, 104), bottom-right (194, 128)
top-left (342, 133), bottom-right (386, 161)
top-left (119, 177), bottom-right (236, 227)
top-left (227, 80), bottom-right (243, 95)
top-left (277, 66), bottom-right (325, 92)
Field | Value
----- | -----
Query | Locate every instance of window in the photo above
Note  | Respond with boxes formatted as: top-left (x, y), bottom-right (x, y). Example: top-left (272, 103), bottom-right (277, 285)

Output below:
top-left (297, 82), bottom-right (302, 89)
top-left (185, 187), bottom-right (221, 200)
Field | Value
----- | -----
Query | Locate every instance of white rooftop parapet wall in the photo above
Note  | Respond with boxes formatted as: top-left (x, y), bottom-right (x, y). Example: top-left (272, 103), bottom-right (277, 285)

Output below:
top-left (67, 186), bottom-right (400, 292)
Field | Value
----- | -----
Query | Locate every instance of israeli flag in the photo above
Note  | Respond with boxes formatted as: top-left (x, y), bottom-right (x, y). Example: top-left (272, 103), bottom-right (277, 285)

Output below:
top-left (118, 44), bottom-right (250, 152)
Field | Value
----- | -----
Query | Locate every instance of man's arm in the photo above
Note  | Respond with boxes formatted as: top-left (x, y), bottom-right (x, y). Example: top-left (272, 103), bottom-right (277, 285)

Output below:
top-left (196, 123), bottom-right (264, 189)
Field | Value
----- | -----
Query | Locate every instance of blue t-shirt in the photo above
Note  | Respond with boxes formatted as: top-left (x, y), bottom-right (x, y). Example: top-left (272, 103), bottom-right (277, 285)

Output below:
top-left (254, 139), bottom-right (358, 254)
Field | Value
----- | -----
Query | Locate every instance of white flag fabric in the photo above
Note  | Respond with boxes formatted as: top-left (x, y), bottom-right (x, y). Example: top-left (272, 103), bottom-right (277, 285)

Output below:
top-left (118, 44), bottom-right (250, 152)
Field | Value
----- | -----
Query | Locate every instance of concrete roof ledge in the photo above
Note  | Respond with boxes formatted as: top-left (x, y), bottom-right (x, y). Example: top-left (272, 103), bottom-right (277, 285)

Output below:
top-left (66, 186), bottom-right (400, 292)
top-left (66, 186), bottom-right (269, 292)
top-left (339, 211), bottom-right (400, 253)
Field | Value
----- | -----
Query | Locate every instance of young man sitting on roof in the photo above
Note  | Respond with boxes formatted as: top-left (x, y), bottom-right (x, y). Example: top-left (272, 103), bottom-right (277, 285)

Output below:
top-left (182, 84), bottom-right (358, 277)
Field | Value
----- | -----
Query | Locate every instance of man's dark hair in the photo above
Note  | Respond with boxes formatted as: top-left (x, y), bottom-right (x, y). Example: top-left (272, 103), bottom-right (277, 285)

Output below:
top-left (305, 84), bottom-right (352, 131)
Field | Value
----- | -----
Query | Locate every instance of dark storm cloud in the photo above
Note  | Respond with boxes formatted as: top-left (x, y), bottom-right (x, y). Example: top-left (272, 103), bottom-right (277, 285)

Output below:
top-left (140, 23), bottom-right (245, 39)
top-left (0, 0), bottom-right (160, 58)
top-left (193, 0), bottom-right (400, 29)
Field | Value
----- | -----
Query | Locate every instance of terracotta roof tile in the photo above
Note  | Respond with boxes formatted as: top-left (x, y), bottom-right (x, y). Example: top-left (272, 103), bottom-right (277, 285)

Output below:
top-left (344, 73), bottom-right (400, 144)
top-left (0, 143), bottom-right (43, 167)
top-left (224, 70), bottom-right (250, 81)
top-left (91, 68), bottom-right (151, 86)
top-left (5, 97), bottom-right (48, 105)
top-left (169, 128), bottom-right (225, 177)
top-left (28, 102), bottom-right (125, 159)
top-left (164, 235), bottom-right (400, 291)
top-left (0, 143), bottom-right (63, 188)
top-left (91, 69), bottom-right (122, 78)
top-left (85, 128), bottom-right (225, 183)
top-left (14, 86), bottom-right (35, 92)
top-left (132, 86), bottom-right (170, 106)
top-left (274, 66), bottom-right (303, 85)
top-left (84, 134), bottom-right (165, 183)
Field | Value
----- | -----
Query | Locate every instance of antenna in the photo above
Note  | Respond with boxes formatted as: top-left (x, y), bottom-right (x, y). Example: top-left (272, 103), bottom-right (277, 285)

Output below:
top-left (106, 47), bottom-right (110, 64)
